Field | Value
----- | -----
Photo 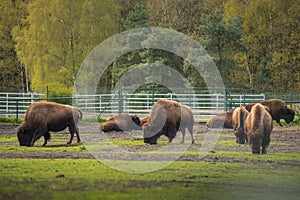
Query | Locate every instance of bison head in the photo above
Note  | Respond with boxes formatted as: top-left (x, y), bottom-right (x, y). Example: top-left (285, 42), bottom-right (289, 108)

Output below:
top-left (234, 128), bottom-right (247, 144)
top-left (249, 136), bottom-right (261, 154)
top-left (283, 108), bottom-right (295, 124)
top-left (16, 125), bottom-right (33, 146)
top-left (143, 125), bottom-right (159, 145)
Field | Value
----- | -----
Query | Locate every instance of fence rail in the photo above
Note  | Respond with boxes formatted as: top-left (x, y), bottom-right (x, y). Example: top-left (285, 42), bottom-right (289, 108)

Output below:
top-left (0, 91), bottom-right (267, 121)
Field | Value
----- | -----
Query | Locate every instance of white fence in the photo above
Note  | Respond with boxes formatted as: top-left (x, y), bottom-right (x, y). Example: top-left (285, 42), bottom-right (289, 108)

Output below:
top-left (0, 92), bottom-right (45, 118)
top-left (0, 92), bottom-right (265, 120)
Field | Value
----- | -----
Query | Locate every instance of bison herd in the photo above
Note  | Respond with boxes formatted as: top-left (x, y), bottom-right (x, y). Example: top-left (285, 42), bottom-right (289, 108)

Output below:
top-left (16, 99), bottom-right (295, 154)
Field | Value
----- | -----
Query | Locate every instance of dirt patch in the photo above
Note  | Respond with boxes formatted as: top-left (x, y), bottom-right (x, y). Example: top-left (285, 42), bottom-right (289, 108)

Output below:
top-left (0, 123), bottom-right (19, 135)
top-left (0, 123), bottom-right (300, 166)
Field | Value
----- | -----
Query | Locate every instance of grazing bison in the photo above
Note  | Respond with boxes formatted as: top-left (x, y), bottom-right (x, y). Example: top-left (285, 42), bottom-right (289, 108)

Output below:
top-left (246, 99), bottom-right (295, 127)
top-left (100, 113), bottom-right (141, 132)
top-left (143, 99), bottom-right (194, 145)
top-left (232, 106), bottom-right (249, 144)
top-left (16, 101), bottom-right (82, 147)
top-left (245, 103), bottom-right (273, 154)
top-left (206, 109), bottom-right (234, 130)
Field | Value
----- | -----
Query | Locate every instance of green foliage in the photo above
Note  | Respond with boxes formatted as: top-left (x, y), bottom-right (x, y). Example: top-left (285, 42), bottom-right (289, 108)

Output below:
top-left (0, 116), bottom-right (22, 124)
top-left (12, 0), bottom-right (120, 94)
top-left (0, 0), bottom-right (26, 92)
top-left (46, 84), bottom-right (73, 105)
top-left (0, 0), bottom-right (298, 94)
top-left (200, 12), bottom-right (244, 88)
top-left (81, 116), bottom-right (106, 124)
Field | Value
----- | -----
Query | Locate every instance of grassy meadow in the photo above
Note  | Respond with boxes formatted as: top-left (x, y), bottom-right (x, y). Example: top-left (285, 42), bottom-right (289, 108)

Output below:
top-left (0, 124), bottom-right (300, 200)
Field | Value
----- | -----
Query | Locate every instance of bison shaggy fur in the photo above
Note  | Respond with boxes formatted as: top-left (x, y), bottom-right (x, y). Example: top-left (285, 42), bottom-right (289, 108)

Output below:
top-left (232, 106), bottom-right (249, 144)
top-left (143, 99), bottom-right (194, 145)
top-left (246, 99), bottom-right (295, 127)
top-left (100, 114), bottom-right (141, 132)
top-left (245, 103), bottom-right (273, 154)
top-left (16, 101), bottom-right (82, 146)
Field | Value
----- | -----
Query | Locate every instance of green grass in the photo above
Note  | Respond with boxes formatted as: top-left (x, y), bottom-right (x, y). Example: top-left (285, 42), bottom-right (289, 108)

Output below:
top-left (1, 128), bottom-right (300, 200)
top-left (0, 159), bottom-right (299, 200)
top-left (0, 116), bottom-right (23, 123)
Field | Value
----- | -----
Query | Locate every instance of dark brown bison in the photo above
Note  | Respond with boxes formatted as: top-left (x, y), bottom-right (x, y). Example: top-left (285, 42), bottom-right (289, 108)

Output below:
top-left (232, 106), bottom-right (249, 144)
top-left (245, 103), bottom-right (273, 154)
top-left (16, 101), bottom-right (82, 147)
top-left (206, 109), bottom-right (234, 129)
top-left (100, 113), bottom-right (141, 132)
top-left (246, 99), bottom-right (295, 127)
top-left (143, 99), bottom-right (194, 145)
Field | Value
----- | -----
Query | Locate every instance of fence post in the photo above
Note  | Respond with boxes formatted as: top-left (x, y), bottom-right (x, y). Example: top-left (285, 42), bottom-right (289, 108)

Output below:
top-left (224, 88), bottom-right (228, 111)
top-left (46, 86), bottom-right (49, 101)
top-left (16, 99), bottom-right (19, 123)
top-left (152, 89), bottom-right (155, 105)
top-left (118, 88), bottom-right (123, 114)
top-left (216, 93), bottom-right (219, 111)
top-left (6, 93), bottom-right (8, 115)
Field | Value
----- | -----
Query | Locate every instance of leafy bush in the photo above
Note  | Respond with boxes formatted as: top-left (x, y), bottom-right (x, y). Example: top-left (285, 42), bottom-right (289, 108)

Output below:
top-left (46, 84), bottom-right (73, 105)
top-left (81, 116), bottom-right (106, 124)
top-left (0, 116), bottom-right (23, 123)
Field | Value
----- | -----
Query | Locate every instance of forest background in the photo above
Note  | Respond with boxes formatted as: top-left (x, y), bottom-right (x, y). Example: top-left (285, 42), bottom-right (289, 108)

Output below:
top-left (0, 0), bottom-right (299, 97)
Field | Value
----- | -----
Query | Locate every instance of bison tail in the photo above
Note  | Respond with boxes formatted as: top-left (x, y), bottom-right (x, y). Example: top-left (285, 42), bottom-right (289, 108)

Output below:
top-left (239, 109), bottom-right (245, 128)
top-left (78, 109), bottom-right (83, 121)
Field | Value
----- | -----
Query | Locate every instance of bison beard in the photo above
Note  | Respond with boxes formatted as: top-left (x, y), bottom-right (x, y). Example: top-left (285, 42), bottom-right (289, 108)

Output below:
top-left (16, 101), bottom-right (82, 146)
top-left (143, 99), bottom-right (194, 145)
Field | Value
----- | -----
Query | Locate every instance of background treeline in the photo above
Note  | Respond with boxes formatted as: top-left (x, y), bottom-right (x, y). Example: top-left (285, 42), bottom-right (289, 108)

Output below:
top-left (0, 0), bottom-right (299, 96)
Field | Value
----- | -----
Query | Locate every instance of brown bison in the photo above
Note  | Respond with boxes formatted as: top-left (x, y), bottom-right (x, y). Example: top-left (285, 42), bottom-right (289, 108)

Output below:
top-left (16, 101), bottom-right (82, 147)
top-left (232, 106), bottom-right (249, 144)
top-left (245, 103), bottom-right (273, 154)
top-left (100, 113), bottom-right (141, 132)
top-left (140, 116), bottom-right (151, 127)
top-left (206, 109), bottom-right (234, 129)
top-left (246, 99), bottom-right (295, 127)
top-left (143, 99), bottom-right (194, 145)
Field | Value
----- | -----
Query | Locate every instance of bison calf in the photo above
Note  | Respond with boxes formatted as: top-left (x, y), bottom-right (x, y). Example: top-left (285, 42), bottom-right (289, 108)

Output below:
top-left (245, 103), bottom-right (273, 154)
top-left (16, 101), bottom-right (82, 146)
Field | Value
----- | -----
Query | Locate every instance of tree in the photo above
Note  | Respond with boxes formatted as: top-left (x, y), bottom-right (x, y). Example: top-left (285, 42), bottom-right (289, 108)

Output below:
top-left (199, 12), bottom-right (244, 88)
top-left (0, 0), bottom-right (26, 92)
top-left (13, 0), bottom-right (120, 95)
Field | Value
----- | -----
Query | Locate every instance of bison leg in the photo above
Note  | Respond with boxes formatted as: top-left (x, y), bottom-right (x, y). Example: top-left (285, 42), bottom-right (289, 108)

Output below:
top-left (180, 130), bottom-right (186, 144)
top-left (75, 128), bottom-right (81, 143)
top-left (42, 132), bottom-right (51, 147)
top-left (167, 127), bottom-right (177, 143)
top-left (188, 125), bottom-right (194, 144)
top-left (67, 126), bottom-right (81, 144)
top-left (67, 126), bottom-right (76, 144)
top-left (262, 135), bottom-right (271, 154)
top-left (31, 128), bottom-right (47, 147)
